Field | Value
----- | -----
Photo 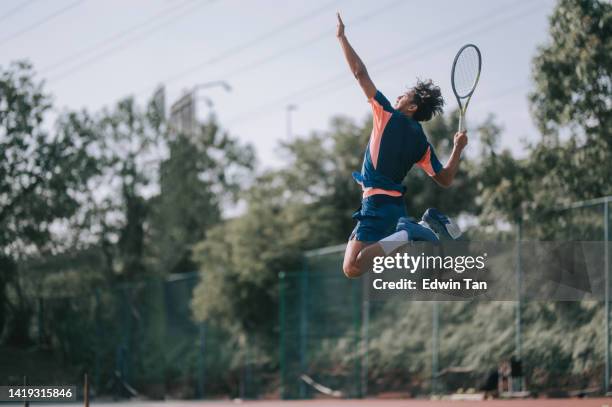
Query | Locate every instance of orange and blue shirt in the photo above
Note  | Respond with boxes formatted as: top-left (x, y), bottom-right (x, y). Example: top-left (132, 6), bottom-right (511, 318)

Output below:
top-left (352, 90), bottom-right (442, 198)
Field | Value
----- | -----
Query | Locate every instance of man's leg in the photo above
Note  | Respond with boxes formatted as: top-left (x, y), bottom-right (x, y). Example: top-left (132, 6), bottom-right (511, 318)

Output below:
top-left (343, 239), bottom-right (382, 278)
top-left (343, 209), bottom-right (460, 278)
top-left (342, 238), bottom-right (397, 279)
top-left (343, 201), bottom-right (410, 278)
top-left (343, 239), bottom-right (369, 278)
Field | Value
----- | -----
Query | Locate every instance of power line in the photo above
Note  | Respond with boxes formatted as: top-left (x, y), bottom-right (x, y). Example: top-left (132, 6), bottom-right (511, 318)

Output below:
top-left (0, 0), bottom-right (39, 25)
top-left (224, 2), bottom-right (546, 127)
top-left (0, 0), bottom-right (84, 47)
top-left (223, 0), bottom-right (407, 80)
top-left (47, 0), bottom-right (216, 83)
top-left (299, 3), bottom-right (545, 105)
top-left (477, 83), bottom-right (530, 105)
top-left (133, 0), bottom-right (344, 97)
top-left (225, 2), bottom-right (523, 124)
top-left (41, 0), bottom-right (198, 74)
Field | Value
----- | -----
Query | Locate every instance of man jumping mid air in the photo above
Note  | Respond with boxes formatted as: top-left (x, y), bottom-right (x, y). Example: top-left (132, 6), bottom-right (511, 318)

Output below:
top-left (337, 13), bottom-right (467, 279)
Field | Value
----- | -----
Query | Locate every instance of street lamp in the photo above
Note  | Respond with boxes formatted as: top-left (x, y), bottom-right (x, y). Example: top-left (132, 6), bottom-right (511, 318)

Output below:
top-left (193, 81), bottom-right (232, 128)
top-left (169, 81), bottom-right (232, 136)
top-left (193, 81), bottom-right (232, 93)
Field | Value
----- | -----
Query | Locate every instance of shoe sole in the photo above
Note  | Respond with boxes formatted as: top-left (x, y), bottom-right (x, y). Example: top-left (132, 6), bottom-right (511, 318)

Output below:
top-left (423, 211), bottom-right (462, 240)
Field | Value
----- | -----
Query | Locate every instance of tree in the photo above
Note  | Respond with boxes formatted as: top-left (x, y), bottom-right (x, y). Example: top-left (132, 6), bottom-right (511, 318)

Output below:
top-left (467, 115), bottom-right (530, 235)
top-left (407, 110), bottom-right (478, 218)
top-left (476, 0), bottom-right (611, 233)
top-left (190, 111), bottom-right (485, 356)
top-left (530, 0), bottom-right (611, 140)
top-left (0, 62), bottom-right (99, 344)
top-left (72, 97), bottom-right (164, 281)
top-left (528, 0), bottom-right (612, 203)
top-left (149, 117), bottom-right (255, 275)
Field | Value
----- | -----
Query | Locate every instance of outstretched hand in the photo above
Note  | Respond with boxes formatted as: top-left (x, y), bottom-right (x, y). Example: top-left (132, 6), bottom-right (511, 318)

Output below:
top-left (336, 12), bottom-right (345, 38)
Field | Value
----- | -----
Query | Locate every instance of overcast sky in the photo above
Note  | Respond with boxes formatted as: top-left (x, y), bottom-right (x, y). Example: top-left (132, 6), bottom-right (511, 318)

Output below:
top-left (0, 0), bottom-right (557, 169)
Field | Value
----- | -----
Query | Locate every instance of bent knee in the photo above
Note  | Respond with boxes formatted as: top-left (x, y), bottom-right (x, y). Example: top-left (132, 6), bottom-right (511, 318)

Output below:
top-left (342, 262), bottom-right (361, 279)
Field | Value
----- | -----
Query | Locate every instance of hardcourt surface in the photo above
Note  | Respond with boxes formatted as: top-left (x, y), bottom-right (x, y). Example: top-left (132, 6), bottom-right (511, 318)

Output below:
top-left (30, 399), bottom-right (612, 407)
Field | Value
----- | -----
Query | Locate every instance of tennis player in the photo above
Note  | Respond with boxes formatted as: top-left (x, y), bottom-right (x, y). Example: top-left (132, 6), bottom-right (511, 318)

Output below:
top-left (337, 13), bottom-right (468, 278)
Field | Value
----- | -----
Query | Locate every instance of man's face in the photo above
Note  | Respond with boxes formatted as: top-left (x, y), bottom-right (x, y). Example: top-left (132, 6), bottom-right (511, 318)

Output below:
top-left (394, 90), bottom-right (415, 111)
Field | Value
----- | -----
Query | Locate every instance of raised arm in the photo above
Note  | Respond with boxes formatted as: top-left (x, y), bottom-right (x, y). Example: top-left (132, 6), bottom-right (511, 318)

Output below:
top-left (336, 12), bottom-right (376, 99)
top-left (433, 131), bottom-right (468, 188)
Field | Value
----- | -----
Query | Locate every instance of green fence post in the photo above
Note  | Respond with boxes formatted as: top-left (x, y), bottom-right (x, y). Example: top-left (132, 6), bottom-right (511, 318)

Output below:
top-left (162, 280), bottom-right (168, 398)
top-left (240, 334), bottom-right (250, 399)
top-left (94, 289), bottom-right (101, 394)
top-left (352, 277), bottom-right (362, 398)
top-left (37, 297), bottom-right (43, 345)
top-left (299, 263), bottom-right (308, 398)
top-left (431, 301), bottom-right (439, 395)
top-left (604, 200), bottom-right (610, 394)
top-left (361, 275), bottom-right (369, 397)
top-left (516, 218), bottom-right (523, 364)
top-left (279, 271), bottom-right (286, 399)
top-left (197, 321), bottom-right (206, 399)
top-left (121, 286), bottom-right (131, 386)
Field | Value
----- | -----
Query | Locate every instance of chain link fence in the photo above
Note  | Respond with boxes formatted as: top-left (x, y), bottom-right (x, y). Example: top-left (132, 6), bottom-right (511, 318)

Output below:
top-left (280, 197), bottom-right (611, 399)
top-left (22, 198), bottom-right (612, 400)
top-left (35, 272), bottom-right (270, 400)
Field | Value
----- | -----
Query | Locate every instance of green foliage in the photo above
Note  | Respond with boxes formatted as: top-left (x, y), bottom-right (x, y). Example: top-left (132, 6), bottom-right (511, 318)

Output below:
top-left (149, 118), bottom-right (254, 275)
top-left (191, 116), bottom-right (372, 359)
top-left (191, 112), bottom-right (486, 372)
top-left (363, 300), bottom-right (603, 392)
top-left (277, 116), bottom-right (369, 238)
top-left (4, 0), bottom-right (612, 394)
top-left (0, 58), bottom-right (254, 347)
top-left (471, 116), bottom-right (530, 227)
top-left (86, 96), bottom-right (165, 280)
top-left (306, 0), bottom-right (612, 393)
top-left (190, 102), bottom-right (502, 347)
top-left (527, 0), bottom-right (611, 207)
top-left (0, 62), bottom-right (99, 254)
top-left (474, 0), bottom-right (612, 235)
top-left (0, 62), bottom-right (100, 344)
top-left (407, 111), bottom-right (478, 217)
top-left (530, 0), bottom-right (611, 138)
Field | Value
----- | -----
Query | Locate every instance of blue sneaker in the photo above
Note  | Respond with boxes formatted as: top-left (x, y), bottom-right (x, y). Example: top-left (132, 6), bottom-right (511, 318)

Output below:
top-left (396, 217), bottom-right (439, 242)
top-left (421, 208), bottom-right (462, 240)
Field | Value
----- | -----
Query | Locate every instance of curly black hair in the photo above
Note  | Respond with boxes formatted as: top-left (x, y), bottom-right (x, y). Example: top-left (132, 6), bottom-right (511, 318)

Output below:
top-left (410, 79), bottom-right (444, 122)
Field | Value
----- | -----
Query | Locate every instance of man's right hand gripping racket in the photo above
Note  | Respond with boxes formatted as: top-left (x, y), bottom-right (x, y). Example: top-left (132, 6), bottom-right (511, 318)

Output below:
top-left (451, 44), bottom-right (482, 132)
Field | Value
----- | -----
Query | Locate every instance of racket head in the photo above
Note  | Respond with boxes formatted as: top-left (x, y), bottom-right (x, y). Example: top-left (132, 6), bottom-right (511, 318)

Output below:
top-left (451, 44), bottom-right (482, 102)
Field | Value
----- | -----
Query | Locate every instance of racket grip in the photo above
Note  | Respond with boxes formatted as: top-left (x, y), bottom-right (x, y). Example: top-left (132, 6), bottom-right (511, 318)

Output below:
top-left (458, 114), bottom-right (466, 132)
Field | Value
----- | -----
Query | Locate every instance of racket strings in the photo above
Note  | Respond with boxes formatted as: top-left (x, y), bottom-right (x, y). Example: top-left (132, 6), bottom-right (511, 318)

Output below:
top-left (453, 46), bottom-right (480, 98)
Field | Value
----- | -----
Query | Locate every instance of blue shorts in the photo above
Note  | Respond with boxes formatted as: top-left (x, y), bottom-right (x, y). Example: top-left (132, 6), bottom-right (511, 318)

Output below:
top-left (349, 195), bottom-right (406, 242)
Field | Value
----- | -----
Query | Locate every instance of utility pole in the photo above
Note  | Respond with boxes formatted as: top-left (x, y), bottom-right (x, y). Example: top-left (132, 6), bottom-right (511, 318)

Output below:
top-left (286, 104), bottom-right (297, 139)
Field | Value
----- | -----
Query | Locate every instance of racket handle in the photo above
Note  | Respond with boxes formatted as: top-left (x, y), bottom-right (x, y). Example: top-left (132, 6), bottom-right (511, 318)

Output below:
top-left (458, 113), bottom-right (466, 133)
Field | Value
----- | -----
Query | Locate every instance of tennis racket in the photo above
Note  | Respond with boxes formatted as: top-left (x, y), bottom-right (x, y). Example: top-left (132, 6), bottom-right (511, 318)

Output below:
top-left (451, 44), bottom-right (482, 132)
